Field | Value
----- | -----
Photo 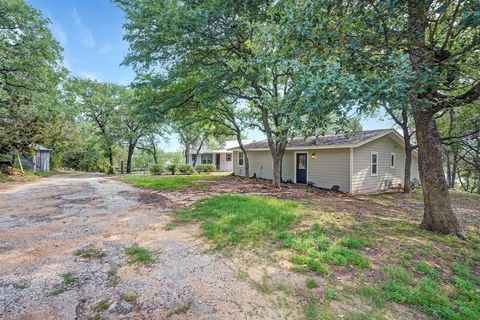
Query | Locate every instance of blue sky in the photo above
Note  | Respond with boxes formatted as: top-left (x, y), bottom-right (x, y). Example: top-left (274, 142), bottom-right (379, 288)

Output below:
top-left (28, 0), bottom-right (393, 151)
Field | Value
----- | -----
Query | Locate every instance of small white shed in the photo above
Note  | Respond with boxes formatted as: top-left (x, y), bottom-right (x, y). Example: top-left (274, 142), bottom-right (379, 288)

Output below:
top-left (33, 145), bottom-right (51, 173)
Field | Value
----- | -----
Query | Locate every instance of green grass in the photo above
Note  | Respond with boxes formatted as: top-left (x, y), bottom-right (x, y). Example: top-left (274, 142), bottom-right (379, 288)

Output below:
top-left (61, 272), bottom-right (76, 286)
top-left (14, 283), bottom-right (28, 290)
top-left (50, 286), bottom-right (65, 296)
top-left (118, 174), bottom-right (221, 191)
top-left (281, 223), bottom-right (369, 273)
top-left (358, 262), bottom-right (480, 320)
top-left (167, 300), bottom-right (193, 316)
top-left (107, 268), bottom-right (119, 286)
top-left (326, 288), bottom-right (337, 300)
top-left (306, 278), bottom-right (319, 289)
top-left (92, 299), bottom-right (110, 312)
top-left (321, 247), bottom-right (370, 268)
top-left (177, 195), bottom-right (305, 249)
top-left (124, 245), bottom-right (155, 265)
top-left (340, 237), bottom-right (369, 249)
top-left (122, 293), bottom-right (137, 302)
top-left (303, 301), bottom-right (320, 320)
top-left (74, 245), bottom-right (105, 259)
top-left (414, 261), bottom-right (439, 278)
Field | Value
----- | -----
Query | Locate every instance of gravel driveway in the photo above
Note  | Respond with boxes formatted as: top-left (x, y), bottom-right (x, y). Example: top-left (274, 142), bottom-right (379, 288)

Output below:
top-left (0, 174), bottom-right (293, 320)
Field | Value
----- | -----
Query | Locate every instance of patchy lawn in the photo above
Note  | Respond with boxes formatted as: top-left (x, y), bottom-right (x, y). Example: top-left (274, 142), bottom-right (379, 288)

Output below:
top-left (177, 194), bottom-right (305, 249)
top-left (118, 173), bottom-right (225, 191)
top-left (167, 178), bottom-right (480, 320)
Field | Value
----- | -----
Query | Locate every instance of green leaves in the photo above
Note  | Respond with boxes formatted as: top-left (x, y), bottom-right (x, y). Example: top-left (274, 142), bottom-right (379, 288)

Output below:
top-left (0, 0), bottom-right (64, 156)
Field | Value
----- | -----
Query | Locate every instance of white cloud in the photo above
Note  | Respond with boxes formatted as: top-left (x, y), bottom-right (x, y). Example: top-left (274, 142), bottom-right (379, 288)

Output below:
top-left (62, 57), bottom-right (71, 70)
top-left (100, 42), bottom-right (113, 54)
top-left (52, 23), bottom-right (67, 48)
top-left (78, 71), bottom-right (100, 81)
top-left (73, 8), bottom-right (95, 49)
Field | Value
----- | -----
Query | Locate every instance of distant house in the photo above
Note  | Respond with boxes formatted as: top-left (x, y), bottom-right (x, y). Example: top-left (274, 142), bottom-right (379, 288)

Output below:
top-left (229, 129), bottom-right (419, 194)
top-left (189, 140), bottom-right (252, 172)
top-left (21, 145), bottom-right (51, 173)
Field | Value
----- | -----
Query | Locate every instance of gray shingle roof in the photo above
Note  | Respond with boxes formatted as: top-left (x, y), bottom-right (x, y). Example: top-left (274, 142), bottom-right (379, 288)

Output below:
top-left (238, 129), bottom-right (394, 150)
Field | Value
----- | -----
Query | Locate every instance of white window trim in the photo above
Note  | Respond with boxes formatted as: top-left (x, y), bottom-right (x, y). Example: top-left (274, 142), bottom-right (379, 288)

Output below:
top-left (226, 153), bottom-right (232, 161)
top-left (238, 152), bottom-right (244, 167)
top-left (371, 151), bottom-right (379, 176)
top-left (201, 153), bottom-right (213, 164)
top-left (293, 151), bottom-right (309, 184)
top-left (390, 152), bottom-right (396, 169)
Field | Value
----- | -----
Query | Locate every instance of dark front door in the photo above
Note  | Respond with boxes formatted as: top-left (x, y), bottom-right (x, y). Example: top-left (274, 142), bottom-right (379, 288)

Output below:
top-left (215, 154), bottom-right (221, 170)
top-left (296, 153), bottom-right (307, 184)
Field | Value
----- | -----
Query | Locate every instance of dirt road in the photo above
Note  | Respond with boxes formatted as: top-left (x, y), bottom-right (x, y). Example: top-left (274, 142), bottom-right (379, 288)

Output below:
top-left (0, 174), bottom-right (294, 320)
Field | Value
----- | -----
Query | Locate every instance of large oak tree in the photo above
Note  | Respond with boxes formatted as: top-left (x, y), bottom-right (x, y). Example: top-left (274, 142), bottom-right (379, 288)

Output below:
top-left (287, 0), bottom-right (480, 235)
top-left (116, 0), bottom-right (347, 187)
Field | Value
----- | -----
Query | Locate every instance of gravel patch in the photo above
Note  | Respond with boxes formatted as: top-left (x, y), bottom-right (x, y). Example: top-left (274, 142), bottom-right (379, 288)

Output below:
top-left (0, 174), bottom-right (296, 319)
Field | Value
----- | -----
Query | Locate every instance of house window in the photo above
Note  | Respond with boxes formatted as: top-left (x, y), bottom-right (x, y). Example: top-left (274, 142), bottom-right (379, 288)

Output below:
top-left (298, 155), bottom-right (306, 169)
top-left (201, 154), bottom-right (213, 164)
top-left (371, 152), bottom-right (378, 176)
top-left (238, 152), bottom-right (244, 166)
top-left (191, 154), bottom-right (197, 163)
top-left (226, 153), bottom-right (232, 161)
top-left (390, 153), bottom-right (396, 168)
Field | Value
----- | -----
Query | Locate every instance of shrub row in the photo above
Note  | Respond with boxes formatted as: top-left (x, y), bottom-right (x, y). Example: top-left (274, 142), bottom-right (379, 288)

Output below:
top-left (150, 163), bottom-right (216, 175)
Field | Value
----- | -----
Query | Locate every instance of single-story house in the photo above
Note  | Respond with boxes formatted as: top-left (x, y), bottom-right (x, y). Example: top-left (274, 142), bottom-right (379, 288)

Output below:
top-left (229, 129), bottom-right (419, 194)
top-left (189, 140), bottom-right (252, 171)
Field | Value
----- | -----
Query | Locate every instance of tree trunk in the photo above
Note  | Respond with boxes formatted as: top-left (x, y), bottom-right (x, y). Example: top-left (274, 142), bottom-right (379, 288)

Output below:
top-left (477, 136), bottom-right (480, 194)
top-left (150, 136), bottom-right (158, 164)
top-left (272, 152), bottom-right (283, 188)
top-left (126, 142), bottom-right (135, 174)
top-left (413, 110), bottom-right (461, 235)
top-left (477, 176), bottom-right (480, 194)
top-left (192, 136), bottom-right (206, 167)
top-left (451, 151), bottom-right (458, 188)
top-left (407, 1), bottom-right (461, 235)
top-left (259, 106), bottom-right (287, 188)
top-left (402, 126), bottom-right (412, 193)
top-left (235, 132), bottom-right (249, 178)
top-left (404, 147), bottom-right (412, 193)
top-left (184, 146), bottom-right (190, 164)
top-left (108, 147), bottom-right (114, 175)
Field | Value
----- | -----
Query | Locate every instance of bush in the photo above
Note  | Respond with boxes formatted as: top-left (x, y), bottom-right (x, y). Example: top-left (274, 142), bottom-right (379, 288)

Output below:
top-left (177, 163), bottom-right (196, 175)
top-left (196, 163), bottom-right (216, 173)
top-left (150, 163), bottom-right (164, 175)
top-left (166, 163), bottom-right (178, 175)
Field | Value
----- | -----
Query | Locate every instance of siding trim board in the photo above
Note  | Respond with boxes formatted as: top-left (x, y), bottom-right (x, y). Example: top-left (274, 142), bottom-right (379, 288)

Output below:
top-left (349, 148), bottom-right (354, 193)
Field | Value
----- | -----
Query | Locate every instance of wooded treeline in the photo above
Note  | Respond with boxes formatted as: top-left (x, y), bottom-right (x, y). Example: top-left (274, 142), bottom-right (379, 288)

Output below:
top-left (1, 0), bottom-right (479, 236)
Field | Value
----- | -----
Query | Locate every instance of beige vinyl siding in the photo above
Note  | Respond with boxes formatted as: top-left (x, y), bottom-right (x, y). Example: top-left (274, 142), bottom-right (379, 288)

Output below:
top-left (411, 154), bottom-right (419, 180)
top-left (233, 132), bottom-right (420, 194)
top-left (282, 151), bottom-right (294, 181)
top-left (232, 151), bottom-right (244, 176)
top-left (308, 148), bottom-right (350, 191)
top-left (233, 149), bottom-right (350, 192)
top-left (233, 150), bottom-right (273, 178)
top-left (233, 150), bottom-right (294, 180)
top-left (352, 135), bottom-right (407, 194)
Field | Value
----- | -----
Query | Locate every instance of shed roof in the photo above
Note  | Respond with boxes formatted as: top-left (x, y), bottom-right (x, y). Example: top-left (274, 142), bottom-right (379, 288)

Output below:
top-left (34, 144), bottom-right (51, 151)
top-left (230, 129), bottom-right (402, 151)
